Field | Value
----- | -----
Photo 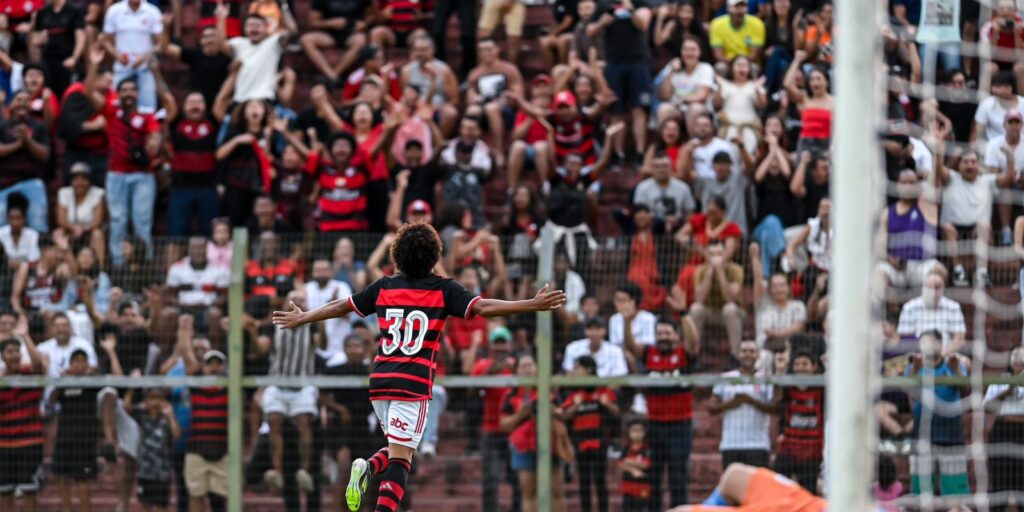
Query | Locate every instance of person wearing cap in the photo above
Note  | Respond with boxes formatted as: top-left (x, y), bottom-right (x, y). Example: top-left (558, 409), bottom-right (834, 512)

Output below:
top-left (562, 317), bottom-right (629, 378)
top-left (972, 70), bottom-right (1024, 145)
top-left (709, 0), bottom-right (765, 63)
top-left (467, 325), bottom-right (522, 512)
top-left (984, 107), bottom-right (1024, 247)
top-left (466, 37), bottom-right (525, 160)
top-left (184, 347), bottom-right (229, 511)
top-left (506, 75), bottom-right (555, 194)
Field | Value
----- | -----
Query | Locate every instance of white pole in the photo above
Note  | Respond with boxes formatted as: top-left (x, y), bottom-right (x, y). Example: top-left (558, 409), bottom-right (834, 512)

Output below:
top-left (828, 0), bottom-right (881, 510)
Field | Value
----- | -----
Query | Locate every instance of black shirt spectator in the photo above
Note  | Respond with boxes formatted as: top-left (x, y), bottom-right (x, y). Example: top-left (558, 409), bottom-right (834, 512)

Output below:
top-left (31, 0), bottom-right (85, 96)
top-left (0, 91), bottom-right (51, 191)
top-left (160, 25), bottom-right (233, 108)
top-left (595, 0), bottom-right (652, 64)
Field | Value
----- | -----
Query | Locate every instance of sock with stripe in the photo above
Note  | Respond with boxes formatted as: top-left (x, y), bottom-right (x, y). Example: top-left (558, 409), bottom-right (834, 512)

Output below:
top-left (367, 447), bottom-right (391, 474)
top-left (702, 486), bottom-right (729, 506)
top-left (375, 457), bottom-right (411, 512)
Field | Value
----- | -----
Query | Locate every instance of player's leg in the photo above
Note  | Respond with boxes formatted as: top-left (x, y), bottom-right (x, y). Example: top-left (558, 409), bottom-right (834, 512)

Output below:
top-left (371, 399), bottom-right (427, 512)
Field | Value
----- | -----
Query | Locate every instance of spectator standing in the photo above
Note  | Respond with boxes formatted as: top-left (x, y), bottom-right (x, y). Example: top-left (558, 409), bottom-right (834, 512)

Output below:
top-left (468, 327), bottom-right (521, 512)
top-left (130, 388), bottom-right (180, 512)
top-left (261, 293), bottom-right (319, 493)
top-left (905, 330), bottom-right (970, 497)
top-left (84, 46), bottom-right (161, 267)
top-left (708, 340), bottom-right (774, 468)
top-left (623, 315), bottom-right (699, 509)
top-left (0, 336), bottom-right (45, 512)
top-left (983, 347), bottom-right (1024, 512)
top-left (30, 0), bottom-right (85, 97)
top-left (773, 349), bottom-right (825, 492)
top-left (216, 99), bottom-right (274, 228)
top-left (783, 50), bottom-right (833, 157)
top-left (588, 0), bottom-right (653, 161)
top-left (710, 0), bottom-right (765, 62)
top-left (897, 270), bottom-right (967, 356)
top-left (430, 0), bottom-right (475, 77)
top-left (562, 355), bottom-right (619, 512)
top-left (750, 119), bottom-right (795, 275)
top-left (101, 0), bottom-right (163, 112)
top-left (167, 91), bottom-right (222, 237)
top-left (36, 312), bottom-right (97, 377)
top-left (305, 259), bottom-right (353, 359)
top-left (244, 231), bottom-right (300, 308)
top-left (562, 317), bottom-right (630, 377)
top-left (618, 419), bottom-right (652, 512)
top-left (59, 69), bottom-right (111, 186)
top-left (0, 90), bottom-right (50, 233)
top-left (219, 6), bottom-right (296, 103)
top-left (49, 349), bottom-right (99, 512)
top-left (158, 21), bottom-right (232, 108)
top-left (185, 350), bottom-right (229, 512)
top-left (306, 131), bottom-right (372, 232)
top-left (166, 236), bottom-right (230, 313)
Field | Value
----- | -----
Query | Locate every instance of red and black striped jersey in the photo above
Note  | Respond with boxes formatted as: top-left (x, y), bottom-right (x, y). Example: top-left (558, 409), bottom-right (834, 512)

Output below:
top-left (779, 386), bottom-right (826, 461)
top-left (560, 388), bottom-right (616, 452)
top-left (548, 112), bottom-right (598, 166)
top-left (349, 274), bottom-right (479, 401)
top-left (0, 366), bottom-right (44, 448)
top-left (644, 345), bottom-right (693, 423)
top-left (378, 0), bottom-right (426, 33)
top-left (305, 152), bottom-right (370, 232)
top-left (188, 386), bottom-right (228, 460)
top-left (620, 443), bottom-right (652, 498)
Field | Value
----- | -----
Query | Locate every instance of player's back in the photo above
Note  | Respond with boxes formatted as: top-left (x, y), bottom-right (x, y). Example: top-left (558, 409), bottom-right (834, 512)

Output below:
top-left (348, 273), bottom-right (480, 402)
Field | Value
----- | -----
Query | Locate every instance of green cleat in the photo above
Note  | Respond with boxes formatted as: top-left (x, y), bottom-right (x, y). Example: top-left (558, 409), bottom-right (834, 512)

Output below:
top-left (346, 458), bottom-right (369, 511)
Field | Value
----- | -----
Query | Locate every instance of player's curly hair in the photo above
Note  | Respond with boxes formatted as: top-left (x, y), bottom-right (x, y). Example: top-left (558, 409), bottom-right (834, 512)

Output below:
top-left (390, 222), bottom-right (442, 279)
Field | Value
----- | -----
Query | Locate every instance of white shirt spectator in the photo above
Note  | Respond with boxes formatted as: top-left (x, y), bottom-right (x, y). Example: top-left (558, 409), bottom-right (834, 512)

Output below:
top-left (940, 172), bottom-right (998, 226)
top-left (984, 134), bottom-right (1024, 177)
top-left (57, 186), bottom-right (105, 228)
top-left (896, 295), bottom-right (967, 348)
top-left (441, 139), bottom-right (493, 174)
top-left (229, 33), bottom-right (285, 102)
top-left (632, 177), bottom-right (697, 221)
top-left (713, 369), bottom-right (774, 451)
top-left (0, 225), bottom-right (40, 264)
top-left (663, 62), bottom-right (716, 105)
top-left (561, 269), bottom-right (586, 317)
top-left (166, 258), bottom-right (230, 306)
top-left (304, 279), bottom-right (353, 359)
top-left (755, 298), bottom-right (807, 346)
top-left (805, 216), bottom-right (832, 271)
top-left (561, 339), bottom-right (629, 377)
top-left (974, 95), bottom-right (1024, 141)
top-left (910, 137), bottom-right (934, 177)
top-left (691, 137), bottom-right (740, 179)
top-left (102, 0), bottom-right (162, 65)
top-left (984, 384), bottom-right (1024, 416)
top-left (37, 336), bottom-right (97, 378)
top-left (609, 310), bottom-right (657, 347)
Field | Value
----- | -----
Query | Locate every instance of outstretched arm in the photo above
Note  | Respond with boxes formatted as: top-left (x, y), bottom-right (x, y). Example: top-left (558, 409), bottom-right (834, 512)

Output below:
top-left (471, 284), bottom-right (567, 318)
top-left (272, 298), bottom-right (354, 329)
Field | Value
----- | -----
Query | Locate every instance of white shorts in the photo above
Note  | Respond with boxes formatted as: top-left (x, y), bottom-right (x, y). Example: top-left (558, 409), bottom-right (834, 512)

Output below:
top-left (372, 399), bottom-right (429, 449)
top-left (262, 386), bottom-right (319, 418)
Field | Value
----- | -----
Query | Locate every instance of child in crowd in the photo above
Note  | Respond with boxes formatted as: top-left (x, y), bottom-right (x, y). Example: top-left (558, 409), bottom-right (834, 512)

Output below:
top-left (50, 349), bottom-right (98, 512)
top-left (619, 419), bottom-right (652, 512)
top-left (131, 387), bottom-right (181, 512)
top-left (772, 349), bottom-right (826, 493)
top-left (874, 455), bottom-right (904, 511)
top-left (561, 355), bottom-right (619, 512)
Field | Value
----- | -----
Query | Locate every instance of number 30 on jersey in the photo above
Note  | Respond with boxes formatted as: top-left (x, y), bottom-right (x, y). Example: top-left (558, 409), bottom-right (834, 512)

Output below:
top-left (382, 308), bottom-right (429, 356)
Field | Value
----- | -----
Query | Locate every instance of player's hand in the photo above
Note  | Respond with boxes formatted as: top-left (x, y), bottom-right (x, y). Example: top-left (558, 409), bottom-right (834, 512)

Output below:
top-left (531, 283), bottom-right (567, 312)
top-left (272, 301), bottom-right (308, 329)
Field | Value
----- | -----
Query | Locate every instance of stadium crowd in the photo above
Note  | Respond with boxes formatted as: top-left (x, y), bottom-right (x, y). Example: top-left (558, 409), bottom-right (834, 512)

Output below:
top-left (0, 0), bottom-right (1023, 510)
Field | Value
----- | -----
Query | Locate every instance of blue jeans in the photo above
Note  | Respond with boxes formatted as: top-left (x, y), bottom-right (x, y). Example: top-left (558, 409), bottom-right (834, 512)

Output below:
top-left (648, 420), bottom-right (692, 509)
top-left (919, 42), bottom-right (961, 73)
top-left (422, 384), bottom-right (448, 445)
top-left (106, 172), bottom-right (155, 266)
top-left (0, 179), bottom-right (48, 232)
top-left (168, 186), bottom-right (219, 237)
top-left (753, 214), bottom-right (787, 276)
top-left (764, 48), bottom-right (792, 94)
top-left (113, 64), bottom-right (157, 113)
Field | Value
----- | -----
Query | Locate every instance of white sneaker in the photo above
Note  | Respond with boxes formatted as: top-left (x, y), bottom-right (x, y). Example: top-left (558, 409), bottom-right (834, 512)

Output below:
top-left (976, 267), bottom-right (990, 288)
top-left (263, 469), bottom-right (283, 490)
top-left (420, 442), bottom-right (437, 457)
top-left (295, 468), bottom-right (314, 492)
top-left (953, 265), bottom-right (968, 287)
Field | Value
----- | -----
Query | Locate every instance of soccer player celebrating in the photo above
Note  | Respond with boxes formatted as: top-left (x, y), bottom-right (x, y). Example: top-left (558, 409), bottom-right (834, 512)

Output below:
top-left (272, 222), bottom-right (567, 512)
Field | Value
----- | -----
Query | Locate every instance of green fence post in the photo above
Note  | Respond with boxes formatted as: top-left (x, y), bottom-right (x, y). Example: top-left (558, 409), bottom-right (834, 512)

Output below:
top-left (227, 228), bottom-right (248, 512)
top-left (535, 225), bottom-right (555, 512)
